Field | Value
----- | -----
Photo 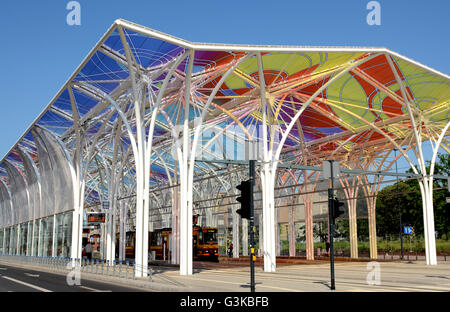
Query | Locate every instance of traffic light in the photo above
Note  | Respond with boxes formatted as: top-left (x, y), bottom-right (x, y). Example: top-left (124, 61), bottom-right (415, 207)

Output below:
top-left (332, 197), bottom-right (345, 221)
top-left (236, 180), bottom-right (252, 219)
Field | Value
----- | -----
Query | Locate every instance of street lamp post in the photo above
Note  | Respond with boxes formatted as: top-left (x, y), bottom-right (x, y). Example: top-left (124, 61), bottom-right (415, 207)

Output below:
top-left (394, 149), bottom-right (404, 260)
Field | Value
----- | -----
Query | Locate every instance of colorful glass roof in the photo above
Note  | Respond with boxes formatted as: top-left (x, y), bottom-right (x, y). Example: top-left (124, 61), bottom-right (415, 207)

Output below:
top-left (0, 19), bottom-right (449, 206)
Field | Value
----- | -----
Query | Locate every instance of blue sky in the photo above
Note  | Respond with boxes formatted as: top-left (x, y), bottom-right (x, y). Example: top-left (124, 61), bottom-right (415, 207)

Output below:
top-left (0, 0), bottom-right (448, 172)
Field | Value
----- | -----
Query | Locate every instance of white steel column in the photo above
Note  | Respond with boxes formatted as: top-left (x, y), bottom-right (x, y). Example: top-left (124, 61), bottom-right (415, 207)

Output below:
top-left (181, 51), bottom-right (253, 274)
top-left (68, 86), bottom-right (84, 265)
top-left (257, 52), bottom-right (277, 272)
top-left (143, 52), bottom-right (188, 269)
top-left (385, 54), bottom-right (440, 265)
top-left (422, 121), bottom-right (450, 265)
top-left (171, 186), bottom-right (180, 265)
top-left (118, 200), bottom-right (125, 262)
top-left (117, 26), bottom-right (147, 277)
top-left (179, 50), bottom-right (195, 276)
top-left (106, 124), bottom-right (122, 265)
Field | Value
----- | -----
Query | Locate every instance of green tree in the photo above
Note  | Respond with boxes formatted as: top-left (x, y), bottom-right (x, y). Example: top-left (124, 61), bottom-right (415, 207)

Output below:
top-left (429, 153), bottom-right (450, 239)
top-left (376, 181), bottom-right (422, 236)
top-left (376, 153), bottom-right (450, 238)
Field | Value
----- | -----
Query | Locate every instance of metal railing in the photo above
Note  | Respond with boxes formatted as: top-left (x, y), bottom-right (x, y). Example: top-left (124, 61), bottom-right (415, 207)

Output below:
top-left (0, 254), bottom-right (153, 281)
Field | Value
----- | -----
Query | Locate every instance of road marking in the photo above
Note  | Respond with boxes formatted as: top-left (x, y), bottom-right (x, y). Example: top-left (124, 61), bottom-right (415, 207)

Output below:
top-left (24, 273), bottom-right (40, 278)
top-left (175, 275), bottom-right (302, 292)
top-left (78, 285), bottom-right (111, 292)
top-left (257, 283), bottom-right (304, 292)
top-left (0, 268), bottom-right (7, 270)
top-left (2, 276), bottom-right (52, 292)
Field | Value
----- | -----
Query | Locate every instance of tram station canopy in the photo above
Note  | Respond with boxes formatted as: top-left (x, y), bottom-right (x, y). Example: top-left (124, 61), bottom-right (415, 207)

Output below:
top-left (1, 19), bottom-right (449, 199)
top-left (0, 19), bottom-right (449, 272)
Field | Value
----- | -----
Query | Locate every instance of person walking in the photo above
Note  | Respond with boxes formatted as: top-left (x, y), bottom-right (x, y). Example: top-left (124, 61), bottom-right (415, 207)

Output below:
top-left (85, 241), bottom-right (93, 261)
top-left (227, 241), bottom-right (233, 258)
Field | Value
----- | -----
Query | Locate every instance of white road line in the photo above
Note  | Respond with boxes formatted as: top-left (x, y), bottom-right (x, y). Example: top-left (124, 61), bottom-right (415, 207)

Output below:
top-left (0, 268), bottom-right (7, 270)
top-left (78, 285), bottom-right (111, 292)
top-left (24, 273), bottom-right (40, 278)
top-left (2, 276), bottom-right (52, 292)
top-left (175, 275), bottom-right (303, 292)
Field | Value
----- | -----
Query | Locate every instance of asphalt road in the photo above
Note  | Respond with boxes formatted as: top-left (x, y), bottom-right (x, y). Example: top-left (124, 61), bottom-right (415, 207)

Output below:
top-left (0, 264), bottom-right (149, 292)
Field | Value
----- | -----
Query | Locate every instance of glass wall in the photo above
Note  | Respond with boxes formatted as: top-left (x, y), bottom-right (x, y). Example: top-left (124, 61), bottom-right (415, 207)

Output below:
top-left (60, 212), bottom-right (72, 257)
top-left (18, 223), bottom-right (28, 256)
top-left (4, 228), bottom-right (10, 254)
top-left (46, 217), bottom-right (54, 257)
top-left (39, 217), bottom-right (53, 257)
top-left (10, 226), bottom-right (17, 255)
top-left (27, 222), bottom-right (33, 256)
top-left (0, 212), bottom-right (73, 257)
top-left (0, 230), bottom-right (3, 254)
top-left (55, 214), bottom-right (63, 256)
top-left (33, 220), bottom-right (39, 256)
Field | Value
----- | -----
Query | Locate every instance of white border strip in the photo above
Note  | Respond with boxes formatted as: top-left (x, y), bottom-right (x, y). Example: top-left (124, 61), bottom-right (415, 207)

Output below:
top-left (2, 275), bottom-right (53, 292)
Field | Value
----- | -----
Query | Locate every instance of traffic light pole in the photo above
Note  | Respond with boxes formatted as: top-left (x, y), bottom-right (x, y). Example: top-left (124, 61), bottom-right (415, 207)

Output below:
top-left (328, 188), bottom-right (336, 291)
top-left (328, 161), bottom-right (336, 291)
top-left (249, 159), bottom-right (255, 293)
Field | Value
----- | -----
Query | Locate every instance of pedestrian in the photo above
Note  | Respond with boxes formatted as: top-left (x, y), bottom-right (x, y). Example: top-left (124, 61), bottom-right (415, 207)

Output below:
top-left (227, 241), bottom-right (233, 258)
top-left (85, 241), bottom-right (93, 261)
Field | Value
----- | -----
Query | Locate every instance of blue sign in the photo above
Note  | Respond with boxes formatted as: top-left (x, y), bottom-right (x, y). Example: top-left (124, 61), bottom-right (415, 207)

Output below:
top-left (102, 201), bottom-right (110, 210)
top-left (404, 226), bottom-right (413, 235)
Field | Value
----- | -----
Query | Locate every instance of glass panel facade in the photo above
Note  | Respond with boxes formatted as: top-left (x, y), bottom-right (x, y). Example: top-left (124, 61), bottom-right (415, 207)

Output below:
top-left (27, 222), bottom-right (33, 256)
top-left (10, 226), bottom-right (17, 255)
top-left (0, 213), bottom-right (73, 257)
top-left (61, 212), bottom-right (72, 257)
top-left (18, 223), bottom-right (28, 255)
top-left (0, 230), bottom-right (3, 254)
top-left (4, 228), bottom-right (10, 254)
top-left (39, 217), bottom-right (53, 257)
top-left (55, 214), bottom-right (63, 256)
top-left (32, 220), bottom-right (39, 256)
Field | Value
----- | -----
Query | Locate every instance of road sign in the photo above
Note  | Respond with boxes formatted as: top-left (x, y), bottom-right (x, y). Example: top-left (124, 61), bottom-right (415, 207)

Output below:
top-left (102, 201), bottom-right (110, 210)
top-left (323, 160), bottom-right (340, 179)
top-left (446, 197), bottom-right (450, 204)
top-left (404, 226), bottom-right (413, 235)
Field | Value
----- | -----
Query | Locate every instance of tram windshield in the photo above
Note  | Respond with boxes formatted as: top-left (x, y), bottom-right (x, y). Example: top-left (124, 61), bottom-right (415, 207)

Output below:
top-left (199, 229), bottom-right (217, 245)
